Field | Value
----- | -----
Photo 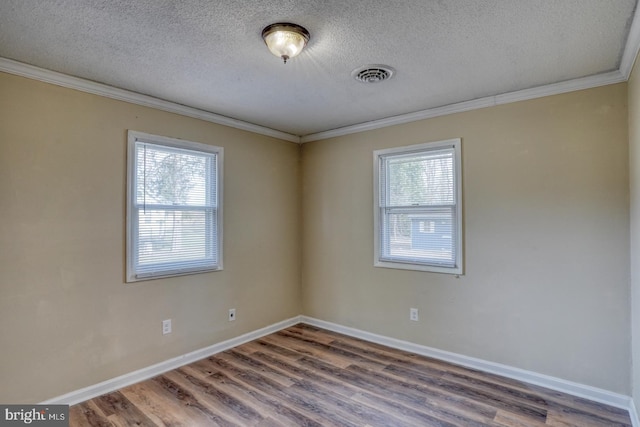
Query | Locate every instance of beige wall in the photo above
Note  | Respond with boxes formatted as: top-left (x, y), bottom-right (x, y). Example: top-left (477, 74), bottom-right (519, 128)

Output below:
top-left (302, 84), bottom-right (630, 393)
top-left (0, 68), bottom-right (633, 402)
top-left (629, 57), bottom-right (640, 409)
top-left (0, 72), bottom-right (301, 403)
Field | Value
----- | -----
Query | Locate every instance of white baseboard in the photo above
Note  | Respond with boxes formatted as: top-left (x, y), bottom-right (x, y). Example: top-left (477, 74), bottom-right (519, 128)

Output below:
top-left (41, 316), bottom-right (303, 405)
top-left (630, 399), bottom-right (640, 427)
top-left (43, 313), bottom-right (639, 426)
top-left (301, 316), bottom-right (635, 415)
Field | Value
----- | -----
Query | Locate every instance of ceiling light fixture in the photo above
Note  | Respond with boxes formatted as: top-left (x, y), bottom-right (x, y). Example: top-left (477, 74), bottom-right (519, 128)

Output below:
top-left (262, 23), bottom-right (310, 64)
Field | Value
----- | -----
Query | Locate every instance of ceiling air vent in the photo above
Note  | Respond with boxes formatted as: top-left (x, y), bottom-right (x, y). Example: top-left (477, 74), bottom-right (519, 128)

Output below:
top-left (352, 65), bottom-right (395, 83)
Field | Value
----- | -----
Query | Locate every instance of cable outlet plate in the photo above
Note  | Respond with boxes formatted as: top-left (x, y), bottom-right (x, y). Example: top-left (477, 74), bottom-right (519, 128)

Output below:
top-left (162, 319), bottom-right (172, 335)
top-left (228, 308), bottom-right (236, 321)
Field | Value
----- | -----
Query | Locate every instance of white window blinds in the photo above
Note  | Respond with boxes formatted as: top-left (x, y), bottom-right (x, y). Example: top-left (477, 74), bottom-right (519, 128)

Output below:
top-left (127, 131), bottom-right (223, 281)
top-left (375, 139), bottom-right (462, 274)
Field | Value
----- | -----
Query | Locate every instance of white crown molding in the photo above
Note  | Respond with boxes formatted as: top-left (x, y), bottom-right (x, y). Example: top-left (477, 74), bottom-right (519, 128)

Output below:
top-left (40, 316), bottom-right (303, 406)
top-left (620, 0), bottom-right (640, 79)
top-left (300, 316), bottom-right (633, 412)
top-left (0, 57), bottom-right (301, 144)
top-left (0, 54), bottom-right (632, 145)
top-left (300, 70), bottom-right (626, 143)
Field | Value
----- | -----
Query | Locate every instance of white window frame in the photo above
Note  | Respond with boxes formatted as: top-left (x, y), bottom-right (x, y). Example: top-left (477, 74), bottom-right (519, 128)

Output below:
top-left (374, 138), bottom-right (463, 274)
top-left (126, 131), bottom-right (223, 282)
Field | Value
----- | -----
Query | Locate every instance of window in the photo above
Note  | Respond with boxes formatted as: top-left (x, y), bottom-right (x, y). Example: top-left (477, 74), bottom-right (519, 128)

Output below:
top-left (374, 139), bottom-right (462, 274)
top-left (126, 131), bottom-right (223, 282)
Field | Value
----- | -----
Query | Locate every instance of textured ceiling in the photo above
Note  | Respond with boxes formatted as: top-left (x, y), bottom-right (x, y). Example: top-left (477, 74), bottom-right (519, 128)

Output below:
top-left (0, 1), bottom-right (637, 138)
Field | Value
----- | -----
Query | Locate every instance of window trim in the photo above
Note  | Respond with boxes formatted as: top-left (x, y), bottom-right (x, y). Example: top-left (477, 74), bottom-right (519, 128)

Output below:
top-left (126, 130), bottom-right (224, 282)
top-left (373, 138), bottom-right (463, 275)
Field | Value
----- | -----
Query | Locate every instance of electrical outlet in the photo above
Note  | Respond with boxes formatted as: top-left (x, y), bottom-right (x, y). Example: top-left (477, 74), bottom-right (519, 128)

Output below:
top-left (410, 308), bottom-right (419, 322)
top-left (162, 319), bottom-right (172, 335)
top-left (228, 308), bottom-right (236, 321)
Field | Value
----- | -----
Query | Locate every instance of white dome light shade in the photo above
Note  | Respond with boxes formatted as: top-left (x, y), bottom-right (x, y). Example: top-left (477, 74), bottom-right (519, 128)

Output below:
top-left (262, 23), bottom-right (310, 64)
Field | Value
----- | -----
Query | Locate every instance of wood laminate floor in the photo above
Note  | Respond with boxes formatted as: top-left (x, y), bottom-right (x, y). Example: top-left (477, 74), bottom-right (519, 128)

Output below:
top-left (69, 323), bottom-right (632, 426)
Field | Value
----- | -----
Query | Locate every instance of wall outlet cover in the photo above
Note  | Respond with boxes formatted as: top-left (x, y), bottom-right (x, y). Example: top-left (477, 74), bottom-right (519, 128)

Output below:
top-left (162, 319), bottom-right (172, 334)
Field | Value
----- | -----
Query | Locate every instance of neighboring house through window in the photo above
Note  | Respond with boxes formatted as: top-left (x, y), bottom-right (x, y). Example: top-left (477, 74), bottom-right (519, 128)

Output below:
top-left (374, 138), bottom-right (462, 274)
